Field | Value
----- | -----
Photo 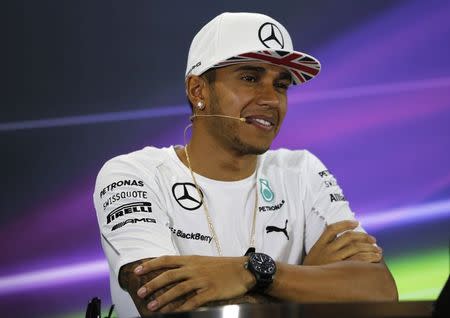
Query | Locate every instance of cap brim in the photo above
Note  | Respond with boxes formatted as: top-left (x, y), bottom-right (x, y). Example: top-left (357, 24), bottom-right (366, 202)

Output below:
top-left (215, 50), bottom-right (321, 85)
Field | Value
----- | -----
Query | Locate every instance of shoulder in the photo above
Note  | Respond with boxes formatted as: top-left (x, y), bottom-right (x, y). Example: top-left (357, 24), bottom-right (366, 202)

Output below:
top-left (260, 149), bottom-right (331, 190)
top-left (94, 146), bottom-right (175, 195)
top-left (261, 148), bottom-right (324, 173)
top-left (97, 146), bottom-right (172, 176)
top-left (93, 146), bottom-right (175, 206)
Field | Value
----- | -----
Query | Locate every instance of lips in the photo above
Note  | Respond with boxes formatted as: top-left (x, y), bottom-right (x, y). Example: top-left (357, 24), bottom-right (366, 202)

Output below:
top-left (244, 114), bottom-right (277, 130)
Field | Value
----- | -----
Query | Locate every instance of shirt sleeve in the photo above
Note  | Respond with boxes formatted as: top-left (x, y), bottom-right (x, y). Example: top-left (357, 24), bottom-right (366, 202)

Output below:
top-left (303, 151), bottom-right (365, 254)
top-left (93, 156), bottom-right (178, 286)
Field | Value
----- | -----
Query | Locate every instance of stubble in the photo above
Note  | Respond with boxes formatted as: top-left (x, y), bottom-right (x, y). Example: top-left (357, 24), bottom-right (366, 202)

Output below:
top-left (207, 92), bottom-right (270, 156)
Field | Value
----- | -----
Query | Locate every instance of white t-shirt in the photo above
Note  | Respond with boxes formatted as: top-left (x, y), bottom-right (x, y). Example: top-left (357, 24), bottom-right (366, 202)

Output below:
top-left (93, 146), bottom-right (362, 318)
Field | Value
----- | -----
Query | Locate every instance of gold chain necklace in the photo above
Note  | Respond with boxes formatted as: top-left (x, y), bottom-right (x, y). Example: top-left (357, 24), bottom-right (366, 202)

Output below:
top-left (184, 144), bottom-right (258, 256)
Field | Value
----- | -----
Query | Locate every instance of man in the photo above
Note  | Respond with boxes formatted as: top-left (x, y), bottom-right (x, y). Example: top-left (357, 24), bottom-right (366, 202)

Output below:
top-left (94, 12), bottom-right (398, 318)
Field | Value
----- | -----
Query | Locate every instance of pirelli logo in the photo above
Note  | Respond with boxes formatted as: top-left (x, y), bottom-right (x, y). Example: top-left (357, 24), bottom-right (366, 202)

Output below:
top-left (106, 202), bottom-right (152, 224)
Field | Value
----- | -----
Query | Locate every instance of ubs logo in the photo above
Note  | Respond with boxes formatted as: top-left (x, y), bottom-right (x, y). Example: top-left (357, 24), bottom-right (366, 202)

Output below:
top-left (172, 182), bottom-right (203, 210)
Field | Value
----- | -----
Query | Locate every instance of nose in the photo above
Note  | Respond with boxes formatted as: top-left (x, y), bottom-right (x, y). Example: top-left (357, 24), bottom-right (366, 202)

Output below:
top-left (256, 81), bottom-right (280, 108)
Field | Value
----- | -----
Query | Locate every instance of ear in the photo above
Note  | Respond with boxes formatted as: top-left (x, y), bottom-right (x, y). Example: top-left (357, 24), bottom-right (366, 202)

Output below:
top-left (186, 75), bottom-right (210, 108)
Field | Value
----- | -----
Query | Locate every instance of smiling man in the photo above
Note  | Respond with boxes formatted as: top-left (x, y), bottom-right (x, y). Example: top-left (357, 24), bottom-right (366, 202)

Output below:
top-left (94, 12), bottom-right (397, 318)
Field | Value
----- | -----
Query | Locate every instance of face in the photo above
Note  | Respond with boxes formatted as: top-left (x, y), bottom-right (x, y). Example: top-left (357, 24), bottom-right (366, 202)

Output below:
top-left (200, 62), bottom-right (292, 155)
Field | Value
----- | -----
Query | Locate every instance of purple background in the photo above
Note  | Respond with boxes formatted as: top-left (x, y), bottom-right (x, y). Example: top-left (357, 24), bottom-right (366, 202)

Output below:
top-left (1, 1), bottom-right (449, 317)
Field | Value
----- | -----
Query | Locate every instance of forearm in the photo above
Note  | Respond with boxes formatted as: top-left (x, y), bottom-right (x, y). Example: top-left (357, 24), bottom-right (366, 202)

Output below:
top-left (120, 258), bottom-right (277, 316)
top-left (267, 260), bottom-right (398, 302)
top-left (120, 258), bottom-right (189, 316)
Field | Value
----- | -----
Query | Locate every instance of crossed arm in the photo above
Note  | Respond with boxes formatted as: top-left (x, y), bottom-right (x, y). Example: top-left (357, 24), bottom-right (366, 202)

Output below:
top-left (119, 256), bottom-right (279, 316)
top-left (119, 221), bottom-right (398, 316)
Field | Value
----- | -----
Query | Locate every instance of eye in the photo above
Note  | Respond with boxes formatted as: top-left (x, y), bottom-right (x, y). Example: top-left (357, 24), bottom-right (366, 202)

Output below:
top-left (275, 81), bottom-right (290, 91)
top-left (241, 75), bottom-right (257, 82)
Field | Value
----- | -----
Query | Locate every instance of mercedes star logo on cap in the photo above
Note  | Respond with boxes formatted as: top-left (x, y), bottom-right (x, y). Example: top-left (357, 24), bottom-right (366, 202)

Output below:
top-left (258, 22), bottom-right (284, 49)
top-left (172, 183), bottom-right (203, 210)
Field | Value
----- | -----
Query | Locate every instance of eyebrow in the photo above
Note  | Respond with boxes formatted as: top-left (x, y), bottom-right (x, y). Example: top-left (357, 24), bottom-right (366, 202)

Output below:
top-left (233, 65), bottom-right (293, 83)
top-left (233, 65), bottom-right (266, 73)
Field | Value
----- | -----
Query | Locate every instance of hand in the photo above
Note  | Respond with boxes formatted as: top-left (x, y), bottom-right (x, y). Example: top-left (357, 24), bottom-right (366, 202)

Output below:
top-left (303, 220), bottom-right (382, 266)
top-left (133, 255), bottom-right (256, 313)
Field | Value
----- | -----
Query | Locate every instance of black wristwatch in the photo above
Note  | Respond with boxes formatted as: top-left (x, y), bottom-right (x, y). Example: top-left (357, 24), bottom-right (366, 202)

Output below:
top-left (245, 252), bottom-right (277, 292)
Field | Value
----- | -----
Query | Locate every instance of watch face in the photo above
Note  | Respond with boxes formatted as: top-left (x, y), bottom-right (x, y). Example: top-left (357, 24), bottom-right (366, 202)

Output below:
top-left (250, 253), bottom-right (276, 275)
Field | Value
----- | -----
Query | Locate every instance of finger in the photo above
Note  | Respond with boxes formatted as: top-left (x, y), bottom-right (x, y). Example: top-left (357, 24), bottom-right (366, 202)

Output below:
top-left (318, 220), bottom-right (359, 244)
top-left (335, 243), bottom-right (382, 260)
top-left (137, 268), bottom-right (188, 298)
top-left (158, 301), bottom-right (183, 314)
top-left (174, 292), bottom-right (211, 312)
top-left (150, 281), bottom-right (197, 311)
top-left (330, 231), bottom-right (376, 251)
top-left (347, 252), bottom-right (383, 263)
top-left (158, 289), bottom-right (197, 313)
top-left (135, 255), bottom-right (187, 275)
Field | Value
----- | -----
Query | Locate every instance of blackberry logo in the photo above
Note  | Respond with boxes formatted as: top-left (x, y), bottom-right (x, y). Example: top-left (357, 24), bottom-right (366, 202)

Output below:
top-left (169, 227), bottom-right (212, 244)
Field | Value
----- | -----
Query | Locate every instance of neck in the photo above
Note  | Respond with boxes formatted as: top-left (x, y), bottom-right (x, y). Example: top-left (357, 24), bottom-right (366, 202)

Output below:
top-left (176, 129), bottom-right (258, 181)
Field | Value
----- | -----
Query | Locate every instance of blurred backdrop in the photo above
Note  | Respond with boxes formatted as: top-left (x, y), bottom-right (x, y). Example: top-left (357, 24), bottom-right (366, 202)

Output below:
top-left (1, 1), bottom-right (449, 317)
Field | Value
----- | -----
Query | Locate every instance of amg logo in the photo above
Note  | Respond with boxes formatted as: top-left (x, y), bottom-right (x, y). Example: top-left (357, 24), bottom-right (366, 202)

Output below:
top-left (318, 170), bottom-right (330, 178)
top-left (330, 193), bottom-right (346, 202)
top-left (188, 61), bottom-right (201, 74)
top-left (112, 217), bottom-right (156, 231)
top-left (107, 202), bottom-right (152, 224)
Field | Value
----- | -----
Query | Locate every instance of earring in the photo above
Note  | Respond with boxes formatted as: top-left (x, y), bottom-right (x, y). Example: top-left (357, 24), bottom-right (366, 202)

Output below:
top-left (197, 101), bottom-right (205, 109)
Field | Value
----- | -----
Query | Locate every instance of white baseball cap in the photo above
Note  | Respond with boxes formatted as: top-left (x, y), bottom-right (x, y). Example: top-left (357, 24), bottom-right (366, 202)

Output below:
top-left (185, 12), bottom-right (321, 85)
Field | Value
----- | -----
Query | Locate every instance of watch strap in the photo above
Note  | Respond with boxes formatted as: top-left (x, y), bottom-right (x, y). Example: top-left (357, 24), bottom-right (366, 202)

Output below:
top-left (245, 252), bottom-right (276, 292)
top-left (244, 247), bottom-right (256, 256)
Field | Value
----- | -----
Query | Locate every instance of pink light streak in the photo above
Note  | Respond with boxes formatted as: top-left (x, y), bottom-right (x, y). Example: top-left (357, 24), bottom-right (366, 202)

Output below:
top-left (0, 260), bottom-right (108, 295)
top-left (0, 199), bottom-right (448, 295)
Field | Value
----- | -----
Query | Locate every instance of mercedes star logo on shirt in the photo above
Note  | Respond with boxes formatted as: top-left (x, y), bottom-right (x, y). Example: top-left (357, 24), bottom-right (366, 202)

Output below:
top-left (258, 22), bottom-right (284, 49)
top-left (172, 182), bottom-right (204, 210)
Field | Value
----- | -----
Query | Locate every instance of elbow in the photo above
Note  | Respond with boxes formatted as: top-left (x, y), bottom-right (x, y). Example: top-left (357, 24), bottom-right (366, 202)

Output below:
top-left (375, 267), bottom-right (399, 302)
top-left (379, 283), bottom-right (398, 302)
top-left (354, 261), bottom-right (399, 302)
top-left (384, 278), bottom-right (399, 302)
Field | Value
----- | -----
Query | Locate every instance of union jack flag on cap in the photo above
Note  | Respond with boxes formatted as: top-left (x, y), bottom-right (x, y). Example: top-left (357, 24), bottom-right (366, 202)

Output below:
top-left (186, 12), bottom-right (321, 85)
top-left (217, 50), bottom-right (320, 84)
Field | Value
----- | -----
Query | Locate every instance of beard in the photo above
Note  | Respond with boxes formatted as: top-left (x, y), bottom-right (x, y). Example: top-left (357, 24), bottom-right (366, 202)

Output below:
top-left (206, 94), bottom-right (271, 156)
top-left (229, 132), bottom-right (270, 155)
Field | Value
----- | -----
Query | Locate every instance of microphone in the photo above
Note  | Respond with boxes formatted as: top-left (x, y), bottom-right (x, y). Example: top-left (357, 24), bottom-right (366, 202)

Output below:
top-left (190, 114), bottom-right (247, 122)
